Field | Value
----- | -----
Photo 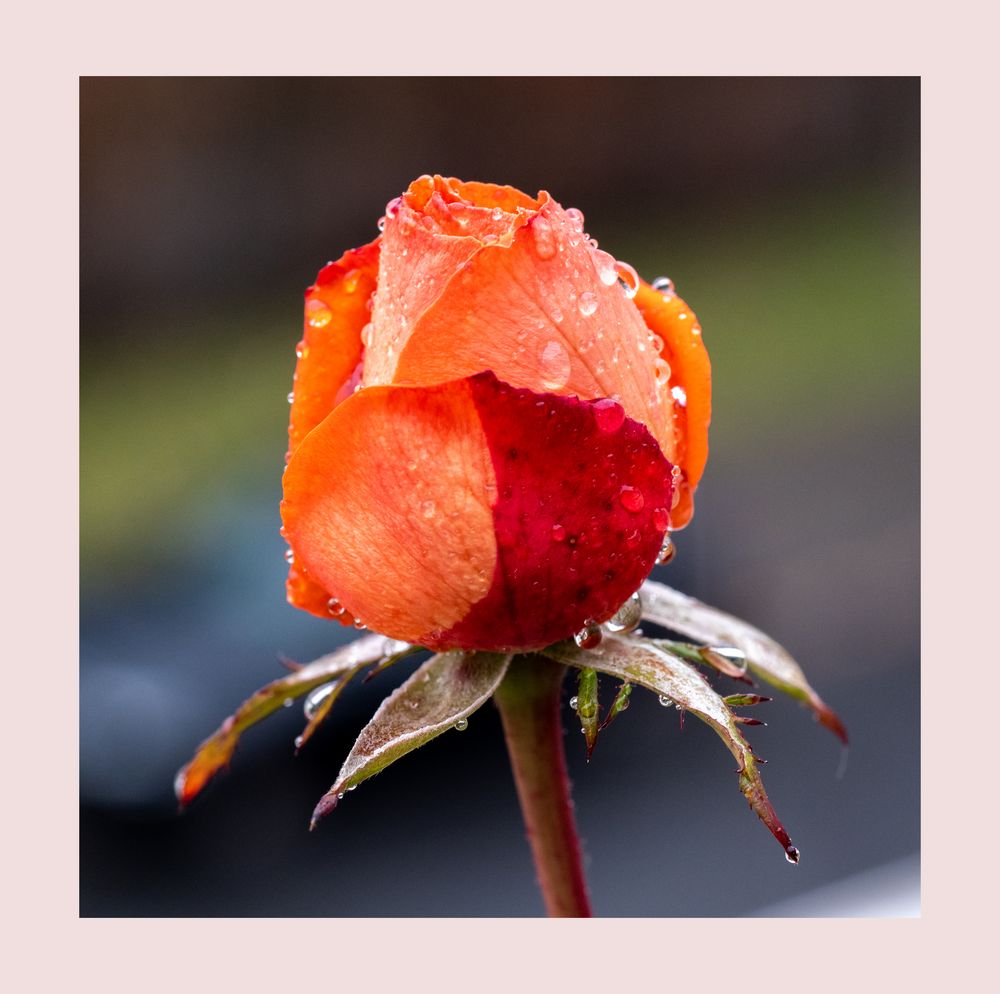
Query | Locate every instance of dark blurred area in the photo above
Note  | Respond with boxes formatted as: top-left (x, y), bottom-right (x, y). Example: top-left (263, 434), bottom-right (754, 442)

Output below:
top-left (81, 77), bottom-right (919, 916)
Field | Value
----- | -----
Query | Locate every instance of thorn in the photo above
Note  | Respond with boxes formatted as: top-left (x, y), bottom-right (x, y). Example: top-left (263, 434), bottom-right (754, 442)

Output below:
top-left (735, 716), bottom-right (767, 726)
top-left (278, 653), bottom-right (302, 672)
top-left (309, 791), bottom-right (340, 831)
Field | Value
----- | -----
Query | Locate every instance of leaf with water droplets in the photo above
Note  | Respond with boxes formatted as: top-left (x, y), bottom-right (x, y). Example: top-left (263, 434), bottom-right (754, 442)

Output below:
top-left (575, 667), bottom-right (600, 760)
top-left (640, 580), bottom-right (847, 744)
top-left (175, 634), bottom-right (387, 807)
top-left (310, 650), bottom-right (511, 828)
top-left (543, 634), bottom-right (799, 863)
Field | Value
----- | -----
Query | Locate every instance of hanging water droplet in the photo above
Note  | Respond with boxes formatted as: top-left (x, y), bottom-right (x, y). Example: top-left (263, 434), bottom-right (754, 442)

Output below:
top-left (303, 682), bottom-right (337, 720)
top-left (578, 292), bottom-right (598, 317)
top-left (706, 645), bottom-right (749, 675)
top-left (784, 846), bottom-right (800, 865)
top-left (305, 298), bottom-right (332, 328)
top-left (618, 485), bottom-right (645, 513)
top-left (454, 718), bottom-right (469, 731)
top-left (605, 592), bottom-right (642, 634)
top-left (294, 735), bottom-right (304, 749)
top-left (327, 597), bottom-right (345, 616)
top-left (652, 276), bottom-right (674, 296)
top-left (539, 339), bottom-right (570, 390)
top-left (284, 548), bottom-right (295, 564)
top-left (615, 261), bottom-right (639, 298)
top-left (282, 697), bottom-right (294, 708)
top-left (656, 535), bottom-right (676, 564)
top-left (385, 196), bottom-right (402, 219)
top-left (671, 384), bottom-right (688, 407)
top-left (569, 695), bottom-right (580, 711)
top-left (574, 621), bottom-right (603, 649)
top-left (295, 341), bottom-right (307, 359)
top-left (658, 694), bottom-right (674, 708)
top-left (593, 398), bottom-right (625, 433)
top-left (565, 207), bottom-right (585, 231)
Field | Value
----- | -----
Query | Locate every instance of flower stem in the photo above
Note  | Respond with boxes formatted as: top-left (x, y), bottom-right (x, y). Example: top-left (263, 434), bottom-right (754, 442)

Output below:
top-left (493, 654), bottom-right (593, 918)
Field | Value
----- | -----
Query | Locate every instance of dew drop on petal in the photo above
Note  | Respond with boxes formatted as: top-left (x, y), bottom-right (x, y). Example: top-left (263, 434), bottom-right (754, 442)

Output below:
top-left (658, 694), bottom-right (674, 708)
top-left (671, 384), bottom-right (688, 407)
top-left (531, 217), bottom-right (557, 259)
top-left (539, 339), bottom-right (571, 390)
top-left (578, 292), bottom-right (598, 317)
top-left (605, 591), bottom-right (642, 634)
top-left (593, 249), bottom-right (618, 286)
top-left (652, 276), bottom-right (674, 296)
top-left (454, 718), bottom-right (469, 731)
top-left (305, 298), bottom-right (332, 328)
top-left (569, 695), bottom-right (580, 711)
top-left (352, 618), bottom-right (367, 630)
top-left (284, 548), bottom-right (295, 564)
top-left (593, 398), bottom-right (625, 433)
top-left (656, 535), bottom-right (676, 564)
top-left (385, 196), bottom-right (402, 219)
top-left (287, 392), bottom-right (295, 404)
top-left (653, 357), bottom-right (671, 384)
top-left (327, 597), bottom-right (345, 616)
top-left (619, 485), bottom-right (645, 513)
top-left (565, 207), bottom-right (585, 231)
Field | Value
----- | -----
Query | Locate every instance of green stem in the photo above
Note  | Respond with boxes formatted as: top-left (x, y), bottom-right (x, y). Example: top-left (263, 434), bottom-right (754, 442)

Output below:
top-left (494, 654), bottom-right (593, 918)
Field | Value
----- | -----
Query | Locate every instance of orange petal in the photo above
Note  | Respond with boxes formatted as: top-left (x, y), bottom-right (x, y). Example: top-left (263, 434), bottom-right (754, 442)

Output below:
top-left (281, 376), bottom-right (498, 641)
top-left (364, 176), bottom-right (538, 386)
top-left (285, 239), bottom-right (379, 618)
top-left (372, 193), bottom-right (681, 485)
top-left (288, 239), bottom-right (379, 458)
top-left (633, 282), bottom-right (712, 529)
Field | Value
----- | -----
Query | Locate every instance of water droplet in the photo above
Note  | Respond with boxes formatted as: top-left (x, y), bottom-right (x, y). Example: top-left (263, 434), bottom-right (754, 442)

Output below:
top-left (422, 500), bottom-right (436, 519)
top-left (652, 276), bottom-right (674, 296)
top-left (491, 206), bottom-right (504, 221)
top-left (565, 207), bottom-right (585, 231)
top-left (785, 846), bottom-right (800, 865)
top-left (569, 695), bottom-right (580, 711)
top-left (578, 292), bottom-right (598, 317)
top-left (615, 261), bottom-right (639, 298)
top-left (574, 622), bottom-right (603, 649)
top-left (706, 645), bottom-right (749, 675)
top-left (377, 216), bottom-right (387, 232)
top-left (304, 682), bottom-right (337, 720)
top-left (295, 341), bottom-right (307, 359)
top-left (656, 536), bottom-right (676, 564)
top-left (294, 735), bottom-right (304, 749)
top-left (593, 398), bottom-right (625, 433)
top-left (305, 298), bottom-right (332, 328)
top-left (385, 196), bottom-right (402, 219)
top-left (605, 592), bottom-right (642, 634)
top-left (653, 357), bottom-right (671, 384)
top-left (593, 249), bottom-right (618, 286)
top-left (671, 384), bottom-right (688, 407)
top-left (352, 618), bottom-right (367, 630)
top-left (552, 523), bottom-right (567, 542)
top-left (361, 322), bottom-right (373, 347)
top-left (284, 549), bottom-right (295, 564)
top-left (551, 306), bottom-right (563, 324)
top-left (454, 718), bottom-right (469, 731)
top-left (282, 697), bottom-right (294, 708)
top-left (658, 694), bottom-right (674, 707)
top-left (539, 339), bottom-right (571, 390)
top-left (327, 597), bottom-right (345, 616)
top-left (619, 485), bottom-right (645, 512)
top-left (287, 391), bottom-right (295, 404)
top-left (531, 217), bottom-right (557, 259)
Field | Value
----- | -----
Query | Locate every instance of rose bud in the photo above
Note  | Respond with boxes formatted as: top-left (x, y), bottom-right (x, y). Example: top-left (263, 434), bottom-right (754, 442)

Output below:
top-left (280, 175), bottom-right (710, 652)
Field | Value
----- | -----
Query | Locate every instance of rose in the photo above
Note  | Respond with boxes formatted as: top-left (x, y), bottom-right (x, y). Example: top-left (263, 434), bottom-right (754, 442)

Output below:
top-left (280, 175), bottom-right (710, 652)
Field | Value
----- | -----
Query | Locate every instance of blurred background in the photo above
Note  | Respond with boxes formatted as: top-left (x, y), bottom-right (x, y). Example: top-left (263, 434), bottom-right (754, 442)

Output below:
top-left (80, 77), bottom-right (919, 917)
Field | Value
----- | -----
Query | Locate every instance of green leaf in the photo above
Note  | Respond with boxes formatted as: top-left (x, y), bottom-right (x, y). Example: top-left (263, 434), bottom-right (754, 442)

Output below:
top-left (310, 650), bottom-right (511, 828)
top-left (640, 580), bottom-right (847, 743)
top-left (174, 634), bottom-right (388, 807)
top-left (543, 634), bottom-right (800, 863)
